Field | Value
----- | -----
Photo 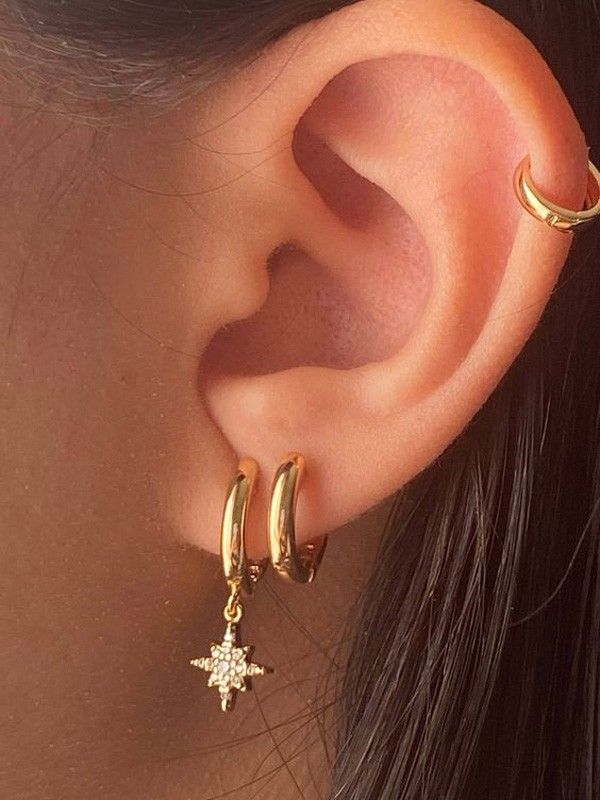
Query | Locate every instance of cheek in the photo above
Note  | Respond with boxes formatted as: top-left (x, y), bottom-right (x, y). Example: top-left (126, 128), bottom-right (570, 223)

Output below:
top-left (1, 111), bottom-right (246, 600)
top-left (2, 239), bottom-right (227, 777)
top-left (44, 123), bottom-right (265, 555)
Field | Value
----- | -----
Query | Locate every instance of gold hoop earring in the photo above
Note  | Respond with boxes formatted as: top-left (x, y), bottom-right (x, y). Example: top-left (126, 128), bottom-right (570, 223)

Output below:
top-left (268, 453), bottom-right (327, 583)
top-left (221, 457), bottom-right (267, 597)
top-left (514, 155), bottom-right (600, 232)
top-left (191, 458), bottom-right (271, 712)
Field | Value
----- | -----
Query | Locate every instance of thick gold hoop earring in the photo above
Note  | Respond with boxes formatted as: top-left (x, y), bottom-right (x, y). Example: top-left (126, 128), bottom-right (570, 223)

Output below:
top-left (514, 155), bottom-right (600, 232)
top-left (191, 459), bottom-right (271, 712)
top-left (221, 457), bottom-right (267, 597)
top-left (268, 453), bottom-right (327, 583)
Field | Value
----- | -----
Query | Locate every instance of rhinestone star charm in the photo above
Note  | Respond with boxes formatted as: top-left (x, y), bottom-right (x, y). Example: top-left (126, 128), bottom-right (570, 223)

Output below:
top-left (191, 622), bottom-right (270, 711)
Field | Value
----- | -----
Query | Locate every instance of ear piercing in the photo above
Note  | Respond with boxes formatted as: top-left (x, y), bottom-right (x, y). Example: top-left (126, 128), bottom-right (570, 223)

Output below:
top-left (191, 453), bottom-right (326, 711)
top-left (514, 155), bottom-right (600, 231)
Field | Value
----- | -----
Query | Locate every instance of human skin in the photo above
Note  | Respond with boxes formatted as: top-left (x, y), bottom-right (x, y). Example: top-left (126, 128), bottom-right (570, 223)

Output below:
top-left (0, 0), bottom-right (589, 797)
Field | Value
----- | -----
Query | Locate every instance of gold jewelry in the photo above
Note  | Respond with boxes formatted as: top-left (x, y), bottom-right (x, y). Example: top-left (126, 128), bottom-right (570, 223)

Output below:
top-left (190, 458), bottom-right (271, 712)
top-left (268, 453), bottom-right (327, 583)
top-left (514, 155), bottom-right (600, 232)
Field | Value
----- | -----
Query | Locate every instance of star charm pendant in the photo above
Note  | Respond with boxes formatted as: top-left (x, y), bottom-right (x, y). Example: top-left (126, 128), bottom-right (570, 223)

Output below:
top-left (191, 621), bottom-right (270, 711)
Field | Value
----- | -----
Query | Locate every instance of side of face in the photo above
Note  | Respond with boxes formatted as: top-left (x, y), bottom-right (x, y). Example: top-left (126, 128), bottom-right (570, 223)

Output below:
top-left (0, 0), bottom-right (588, 795)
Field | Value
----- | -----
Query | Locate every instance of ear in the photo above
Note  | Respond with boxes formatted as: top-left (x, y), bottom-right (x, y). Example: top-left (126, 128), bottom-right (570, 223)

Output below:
top-left (184, 0), bottom-right (588, 553)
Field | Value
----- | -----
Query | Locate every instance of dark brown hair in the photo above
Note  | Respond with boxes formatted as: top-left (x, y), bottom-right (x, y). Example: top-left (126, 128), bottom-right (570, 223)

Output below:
top-left (334, 5), bottom-right (600, 796)
top-left (2, 0), bottom-right (353, 105)
top-left (4, 1), bottom-right (600, 797)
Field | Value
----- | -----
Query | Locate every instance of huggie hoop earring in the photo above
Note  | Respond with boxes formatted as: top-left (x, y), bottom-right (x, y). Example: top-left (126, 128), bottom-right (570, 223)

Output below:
top-left (514, 155), bottom-right (600, 232)
top-left (221, 457), bottom-right (267, 596)
top-left (191, 459), bottom-right (271, 712)
top-left (268, 453), bottom-right (327, 583)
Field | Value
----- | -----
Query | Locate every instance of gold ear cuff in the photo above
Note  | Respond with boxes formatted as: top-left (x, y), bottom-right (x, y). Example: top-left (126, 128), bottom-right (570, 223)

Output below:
top-left (514, 155), bottom-right (600, 232)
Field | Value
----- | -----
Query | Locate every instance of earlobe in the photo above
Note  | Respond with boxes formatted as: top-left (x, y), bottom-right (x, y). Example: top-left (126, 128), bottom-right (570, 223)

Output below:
top-left (190, 0), bottom-right (589, 553)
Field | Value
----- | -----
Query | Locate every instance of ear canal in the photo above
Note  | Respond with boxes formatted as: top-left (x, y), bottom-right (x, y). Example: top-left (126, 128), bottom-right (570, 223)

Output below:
top-left (204, 126), bottom-right (432, 375)
top-left (203, 53), bottom-right (521, 391)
